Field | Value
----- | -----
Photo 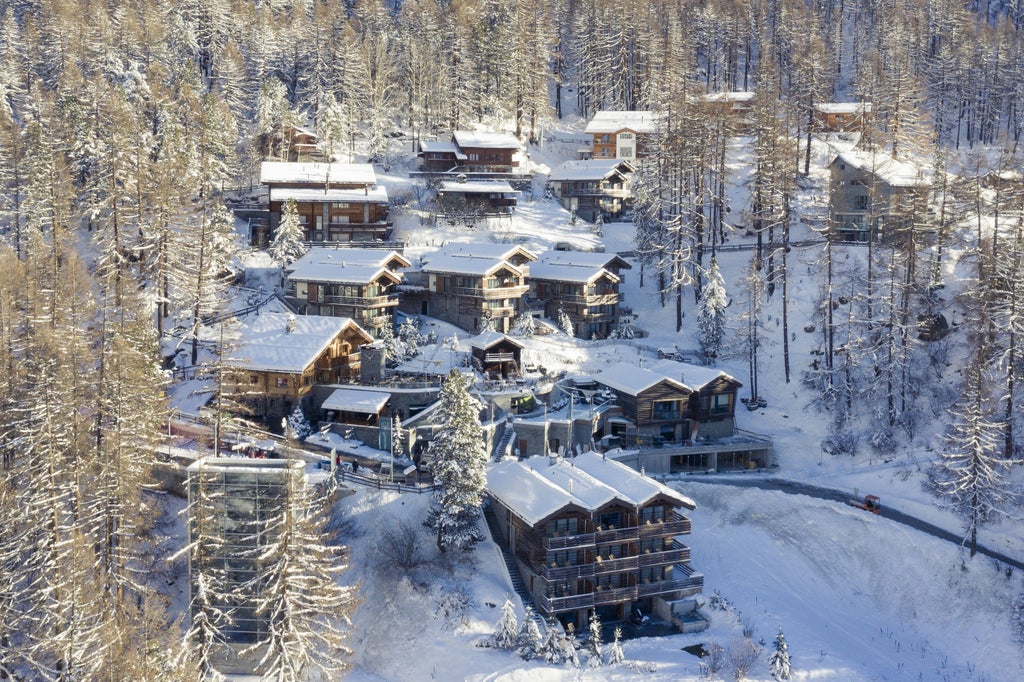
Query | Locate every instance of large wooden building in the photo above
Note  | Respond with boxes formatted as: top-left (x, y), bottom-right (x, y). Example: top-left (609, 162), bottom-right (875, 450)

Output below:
top-left (261, 161), bottom-right (391, 243)
top-left (582, 111), bottom-right (661, 162)
top-left (828, 151), bottom-right (930, 243)
top-left (284, 247), bottom-right (410, 334)
top-left (528, 252), bottom-right (625, 340)
top-left (487, 452), bottom-right (705, 630)
top-left (224, 312), bottom-right (373, 420)
top-left (417, 131), bottom-right (523, 174)
top-left (547, 159), bottom-right (635, 222)
top-left (813, 102), bottom-right (873, 133)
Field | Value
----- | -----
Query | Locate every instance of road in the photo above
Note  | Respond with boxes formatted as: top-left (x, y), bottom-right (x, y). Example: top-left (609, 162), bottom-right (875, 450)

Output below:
top-left (687, 476), bottom-right (1024, 571)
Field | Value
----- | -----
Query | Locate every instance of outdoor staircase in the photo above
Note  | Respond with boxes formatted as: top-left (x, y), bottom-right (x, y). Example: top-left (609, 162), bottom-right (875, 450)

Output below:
top-left (492, 424), bottom-right (516, 461)
top-left (483, 506), bottom-right (547, 633)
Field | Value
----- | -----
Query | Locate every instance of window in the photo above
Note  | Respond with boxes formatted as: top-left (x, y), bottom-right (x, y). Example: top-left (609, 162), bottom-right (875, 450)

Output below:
top-left (598, 511), bottom-right (621, 529)
top-left (852, 195), bottom-right (869, 211)
top-left (619, 147), bottom-right (633, 158)
top-left (547, 517), bottom-right (579, 537)
top-left (275, 377), bottom-right (289, 388)
top-left (711, 393), bottom-right (731, 414)
top-left (468, 153), bottom-right (480, 161)
top-left (601, 134), bottom-right (610, 143)
top-left (547, 550), bottom-right (577, 566)
top-left (640, 505), bottom-right (666, 524)
top-left (652, 400), bottom-right (680, 420)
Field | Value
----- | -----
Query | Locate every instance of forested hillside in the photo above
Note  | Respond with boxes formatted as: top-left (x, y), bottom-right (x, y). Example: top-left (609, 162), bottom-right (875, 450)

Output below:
top-left (1, 0), bottom-right (1023, 678)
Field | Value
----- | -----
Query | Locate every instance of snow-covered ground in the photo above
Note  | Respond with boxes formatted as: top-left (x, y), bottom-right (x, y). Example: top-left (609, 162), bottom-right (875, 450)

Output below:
top-left (210, 123), bottom-right (1024, 680)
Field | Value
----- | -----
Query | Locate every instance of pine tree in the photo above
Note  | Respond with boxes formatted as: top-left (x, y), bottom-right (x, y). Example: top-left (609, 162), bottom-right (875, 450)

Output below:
top-left (427, 369), bottom-right (486, 552)
top-left (605, 626), bottom-right (625, 666)
top-left (768, 627), bottom-right (792, 680)
top-left (492, 594), bottom-right (518, 650)
top-left (286, 403), bottom-right (310, 440)
top-left (586, 610), bottom-right (603, 667)
top-left (399, 316), bottom-right (421, 360)
top-left (558, 307), bottom-right (574, 337)
top-left (510, 312), bottom-right (535, 337)
top-left (269, 198), bottom-right (306, 265)
top-left (379, 319), bottom-right (400, 363)
top-left (697, 256), bottom-right (728, 364)
top-left (515, 608), bottom-right (543, 660)
top-left (539, 620), bottom-right (567, 664)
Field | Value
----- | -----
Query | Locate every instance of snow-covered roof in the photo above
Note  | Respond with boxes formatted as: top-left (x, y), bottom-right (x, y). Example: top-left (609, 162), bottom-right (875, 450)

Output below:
top-left (420, 253), bottom-right (524, 277)
top-left (419, 140), bottom-right (467, 159)
top-left (595, 362), bottom-right (688, 395)
top-left (286, 248), bottom-right (407, 284)
top-left (269, 186), bottom-right (388, 203)
top-left (322, 387), bottom-right (392, 414)
top-left (814, 102), bottom-right (873, 115)
top-left (548, 159), bottom-right (636, 182)
top-left (584, 111), bottom-right (662, 135)
top-left (438, 180), bottom-right (518, 194)
top-left (535, 250), bottom-right (632, 271)
top-left (287, 263), bottom-right (398, 285)
top-left (487, 454), bottom-right (694, 527)
top-left (832, 151), bottom-right (931, 187)
top-left (645, 358), bottom-right (738, 391)
top-left (701, 91), bottom-right (756, 103)
top-left (452, 130), bottom-right (522, 149)
top-left (571, 451), bottom-right (696, 509)
top-left (259, 161), bottom-right (377, 186)
top-left (224, 312), bottom-right (365, 374)
top-left (434, 243), bottom-right (538, 263)
top-left (470, 331), bottom-right (523, 351)
top-left (527, 260), bottom-right (617, 284)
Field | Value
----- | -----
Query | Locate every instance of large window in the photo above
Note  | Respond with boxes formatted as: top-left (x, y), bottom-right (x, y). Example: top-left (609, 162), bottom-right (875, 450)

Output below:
top-left (640, 505), bottom-right (666, 524)
top-left (652, 400), bottom-right (680, 420)
top-left (711, 393), bottom-right (731, 415)
top-left (547, 517), bottom-right (579, 537)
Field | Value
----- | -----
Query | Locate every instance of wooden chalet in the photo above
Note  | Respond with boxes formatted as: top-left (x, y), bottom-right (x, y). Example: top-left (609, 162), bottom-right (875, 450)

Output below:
top-left (417, 130), bottom-right (523, 175)
top-left (406, 244), bottom-right (537, 334)
top-left (695, 91), bottom-right (756, 132)
top-left (260, 161), bottom-right (391, 243)
top-left (470, 331), bottom-right (524, 378)
top-left (320, 386), bottom-right (392, 427)
top-left (547, 159), bottom-right (635, 222)
top-left (828, 151), bottom-right (930, 243)
top-left (813, 102), bottom-right (873, 133)
top-left (487, 452), bottom-right (705, 630)
top-left (224, 312), bottom-right (373, 420)
top-left (582, 111), bottom-right (661, 162)
top-left (284, 247), bottom-right (410, 335)
top-left (529, 252), bottom-right (625, 340)
top-left (436, 179), bottom-right (519, 219)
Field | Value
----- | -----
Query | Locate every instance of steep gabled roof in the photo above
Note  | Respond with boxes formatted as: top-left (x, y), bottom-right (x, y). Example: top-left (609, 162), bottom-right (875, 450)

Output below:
top-left (571, 451), bottom-right (696, 510)
top-left (288, 247), bottom-right (410, 272)
top-left (548, 159), bottom-right (636, 182)
top-left (287, 263), bottom-right (399, 286)
top-left (225, 313), bottom-right (370, 374)
top-left (535, 250), bottom-right (632, 271)
top-left (452, 130), bottom-right (522, 149)
top-left (645, 358), bottom-right (739, 391)
top-left (420, 253), bottom-right (525, 277)
top-left (260, 161), bottom-right (377, 186)
top-left (596, 362), bottom-right (689, 396)
top-left (831, 151), bottom-right (931, 187)
top-left (584, 111), bottom-right (662, 135)
top-left (528, 260), bottom-right (618, 285)
top-left (470, 331), bottom-right (524, 351)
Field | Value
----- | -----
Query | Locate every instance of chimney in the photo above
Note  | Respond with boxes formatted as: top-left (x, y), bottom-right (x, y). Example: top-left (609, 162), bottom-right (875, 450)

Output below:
top-left (568, 479), bottom-right (574, 494)
top-left (286, 314), bottom-right (296, 333)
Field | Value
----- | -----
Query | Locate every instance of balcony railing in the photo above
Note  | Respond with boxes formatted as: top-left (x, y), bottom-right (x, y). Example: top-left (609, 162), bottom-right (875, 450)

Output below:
top-left (543, 532), bottom-right (596, 550)
top-left (592, 585), bottom-right (637, 605)
top-left (637, 578), bottom-right (699, 598)
top-left (539, 592), bottom-right (595, 613)
top-left (638, 546), bottom-right (690, 568)
top-left (593, 555), bottom-right (638, 574)
top-left (449, 284), bottom-right (530, 299)
top-left (323, 295), bottom-right (398, 307)
top-left (638, 516), bottom-right (692, 536)
top-left (594, 526), bottom-right (639, 544)
top-left (539, 562), bottom-right (595, 581)
top-left (548, 292), bottom-right (621, 306)
top-left (483, 352), bottom-right (516, 363)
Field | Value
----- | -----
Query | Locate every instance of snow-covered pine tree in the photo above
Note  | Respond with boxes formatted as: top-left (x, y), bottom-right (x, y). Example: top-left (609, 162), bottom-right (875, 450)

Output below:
top-left (606, 626), bottom-right (625, 666)
top-left (269, 199), bottom-right (306, 265)
top-left (427, 369), bottom-right (486, 552)
top-left (492, 594), bottom-right (518, 650)
top-left (379, 318), bottom-right (400, 363)
top-left (558, 306), bottom-right (574, 337)
top-left (586, 610), bottom-right (603, 667)
top-left (399, 316), bottom-right (421, 360)
top-left (539, 620), bottom-right (566, 664)
top-left (768, 627), bottom-right (792, 680)
top-left (391, 413), bottom-right (405, 456)
top-left (510, 312), bottom-right (535, 337)
top-left (515, 607), bottom-right (543, 660)
top-left (697, 256), bottom-right (727, 364)
top-left (286, 403), bottom-right (311, 440)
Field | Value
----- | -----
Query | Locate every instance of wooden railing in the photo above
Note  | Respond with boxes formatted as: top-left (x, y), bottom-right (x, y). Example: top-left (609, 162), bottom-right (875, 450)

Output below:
top-left (638, 546), bottom-right (690, 568)
top-left (323, 294), bottom-right (398, 307)
top-left (637, 577), bottom-right (699, 597)
top-left (539, 592), bottom-right (595, 612)
top-left (593, 555), bottom-right (638, 573)
top-left (592, 585), bottom-right (637, 605)
top-left (543, 532), bottom-right (596, 550)
top-left (539, 562), bottom-right (595, 581)
top-left (638, 516), bottom-right (692, 536)
top-left (594, 526), bottom-right (639, 543)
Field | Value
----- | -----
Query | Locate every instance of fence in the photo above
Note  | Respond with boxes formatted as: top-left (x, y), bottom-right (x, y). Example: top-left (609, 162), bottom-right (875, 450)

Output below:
top-left (334, 468), bottom-right (439, 493)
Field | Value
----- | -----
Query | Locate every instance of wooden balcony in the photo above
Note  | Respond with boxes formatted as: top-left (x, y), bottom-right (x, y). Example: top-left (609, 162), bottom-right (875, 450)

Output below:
top-left (594, 526), bottom-right (639, 544)
top-left (543, 532), bottom-right (595, 551)
top-left (637, 577), bottom-right (699, 598)
top-left (449, 284), bottom-right (529, 299)
top-left (638, 515), bottom-right (692, 536)
top-left (539, 562), bottom-right (595, 581)
top-left (638, 545), bottom-right (690, 568)
top-left (324, 294), bottom-right (399, 308)
top-left (539, 592), bottom-right (595, 613)
top-left (593, 555), bottom-right (638, 574)
top-left (483, 352), bottom-right (516, 363)
top-left (551, 292), bottom-right (621, 306)
top-left (592, 585), bottom-right (637, 605)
